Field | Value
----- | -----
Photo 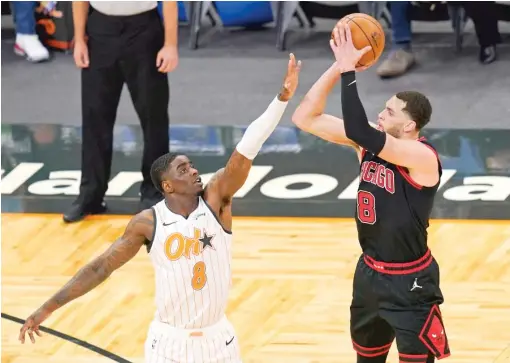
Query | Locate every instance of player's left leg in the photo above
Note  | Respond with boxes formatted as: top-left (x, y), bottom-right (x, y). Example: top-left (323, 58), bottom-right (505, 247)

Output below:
top-left (193, 316), bottom-right (242, 363)
top-left (381, 304), bottom-right (451, 363)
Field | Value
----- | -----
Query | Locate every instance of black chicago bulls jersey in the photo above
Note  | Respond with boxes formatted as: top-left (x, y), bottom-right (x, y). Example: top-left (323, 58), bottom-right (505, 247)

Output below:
top-left (355, 137), bottom-right (442, 262)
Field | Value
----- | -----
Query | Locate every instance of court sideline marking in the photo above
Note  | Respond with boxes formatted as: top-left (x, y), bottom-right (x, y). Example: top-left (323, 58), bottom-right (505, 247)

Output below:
top-left (1, 313), bottom-right (133, 363)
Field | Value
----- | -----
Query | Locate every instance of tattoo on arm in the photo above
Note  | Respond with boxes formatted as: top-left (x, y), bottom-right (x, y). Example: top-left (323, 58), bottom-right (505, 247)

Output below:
top-left (42, 212), bottom-right (153, 312)
top-left (214, 149), bottom-right (252, 202)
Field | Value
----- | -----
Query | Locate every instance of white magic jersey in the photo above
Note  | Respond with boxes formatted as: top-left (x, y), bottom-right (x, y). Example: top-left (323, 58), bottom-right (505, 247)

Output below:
top-left (149, 197), bottom-right (233, 329)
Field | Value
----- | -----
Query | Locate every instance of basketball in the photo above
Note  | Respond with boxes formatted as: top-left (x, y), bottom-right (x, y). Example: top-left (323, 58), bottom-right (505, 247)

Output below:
top-left (332, 13), bottom-right (385, 69)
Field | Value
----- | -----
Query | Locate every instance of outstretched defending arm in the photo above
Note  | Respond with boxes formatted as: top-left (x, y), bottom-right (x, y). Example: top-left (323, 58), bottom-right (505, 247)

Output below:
top-left (332, 23), bottom-right (438, 176)
top-left (19, 210), bottom-right (154, 344)
top-left (205, 53), bottom-right (301, 205)
top-left (206, 95), bottom-right (289, 202)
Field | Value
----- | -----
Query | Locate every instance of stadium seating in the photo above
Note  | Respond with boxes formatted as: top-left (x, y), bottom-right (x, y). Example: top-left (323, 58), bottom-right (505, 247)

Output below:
top-left (186, 1), bottom-right (279, 49)
top-left (213, 1), bottom-right (274, 27)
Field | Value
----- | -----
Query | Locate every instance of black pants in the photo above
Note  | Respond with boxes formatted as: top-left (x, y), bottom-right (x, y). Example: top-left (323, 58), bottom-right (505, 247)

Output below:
top-left (350, 251), bottom-right (450, 363)
top-left (461, 1), bottom-right (501, 47)
top-left (79, 8), bottom-right (169, 206)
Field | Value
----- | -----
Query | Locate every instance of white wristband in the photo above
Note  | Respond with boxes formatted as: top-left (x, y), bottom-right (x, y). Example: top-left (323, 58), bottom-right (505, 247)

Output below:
top-left (235, 95), bottom-right (288, 160)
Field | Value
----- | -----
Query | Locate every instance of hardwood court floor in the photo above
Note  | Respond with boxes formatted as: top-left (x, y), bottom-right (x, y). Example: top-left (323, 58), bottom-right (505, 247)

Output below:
top-left (2, 214), bottom-right (510, 363)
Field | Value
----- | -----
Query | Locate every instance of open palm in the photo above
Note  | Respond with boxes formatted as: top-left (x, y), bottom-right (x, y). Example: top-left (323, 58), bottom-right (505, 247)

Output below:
top-left (279, 53), bottom-right (302, 101)
top-left (330, 23), bottom-right (372, 73)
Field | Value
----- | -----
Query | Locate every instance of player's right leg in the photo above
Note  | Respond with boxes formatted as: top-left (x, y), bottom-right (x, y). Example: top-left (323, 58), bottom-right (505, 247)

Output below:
top-left (351, 257), bottom-right (395, 363)
top-left (351, 307), bottom-right (395, 363)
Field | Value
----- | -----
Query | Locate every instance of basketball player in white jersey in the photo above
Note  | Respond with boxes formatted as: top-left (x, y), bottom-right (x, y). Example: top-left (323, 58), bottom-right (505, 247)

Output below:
top-left (19, 54), bottom-right (302, 362)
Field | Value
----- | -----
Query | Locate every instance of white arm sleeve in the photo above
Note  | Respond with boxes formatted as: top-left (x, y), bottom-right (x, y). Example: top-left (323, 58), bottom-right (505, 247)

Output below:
top-left (235, 96), bottom-right (289, 160)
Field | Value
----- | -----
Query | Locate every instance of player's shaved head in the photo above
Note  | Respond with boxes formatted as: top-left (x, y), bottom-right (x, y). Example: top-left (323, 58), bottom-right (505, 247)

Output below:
top-left (150, 153), bottom-right (178, 193)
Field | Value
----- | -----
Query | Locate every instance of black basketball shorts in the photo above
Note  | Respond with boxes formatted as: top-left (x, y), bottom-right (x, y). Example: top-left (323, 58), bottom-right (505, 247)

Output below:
top-left (350, 249), bottom-right (451, 362)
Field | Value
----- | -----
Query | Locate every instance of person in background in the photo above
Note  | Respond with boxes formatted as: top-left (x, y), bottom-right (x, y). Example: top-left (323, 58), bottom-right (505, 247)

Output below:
top-left (64, 1), bottom-right (178, 223)
top-left (10, 1), bottom-right (50, 62)
top-left (376, 1), bottom-right (415, 78)
top-left (461, 1), bottom-right (502, 64)
top-left (377, 1), bottom-right (502, 78)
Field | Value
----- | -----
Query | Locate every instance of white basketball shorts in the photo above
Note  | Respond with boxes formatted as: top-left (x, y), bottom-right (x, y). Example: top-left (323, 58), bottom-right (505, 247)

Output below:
top-left (144, 315), bottom-right (242, 363)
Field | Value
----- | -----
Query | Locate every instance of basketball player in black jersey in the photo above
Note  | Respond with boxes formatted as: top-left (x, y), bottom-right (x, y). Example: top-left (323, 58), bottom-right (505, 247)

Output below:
top-left (292, 23), bottom-right (450, 363)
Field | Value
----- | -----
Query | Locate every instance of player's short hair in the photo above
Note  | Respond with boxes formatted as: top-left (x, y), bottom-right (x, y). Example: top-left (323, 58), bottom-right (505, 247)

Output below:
top-left (396, 91), bottom-right (432, 131)
top-left (150, 153), bottom-right (178, 193)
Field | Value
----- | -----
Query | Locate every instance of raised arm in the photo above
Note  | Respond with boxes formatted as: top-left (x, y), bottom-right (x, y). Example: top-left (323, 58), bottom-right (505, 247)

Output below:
top-left (19, 210), bottom-right (154, 344)
top-left (292, 63), bottom-right (360, 151)
top-left (204, 54), bottom-right (301, 222)
top-left (331, 23), bottom-right (439, 182)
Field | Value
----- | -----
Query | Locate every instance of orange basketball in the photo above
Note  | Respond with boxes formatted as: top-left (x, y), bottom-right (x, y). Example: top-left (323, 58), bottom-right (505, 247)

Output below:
top-left (332, 13), bottom-right (385, 69)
